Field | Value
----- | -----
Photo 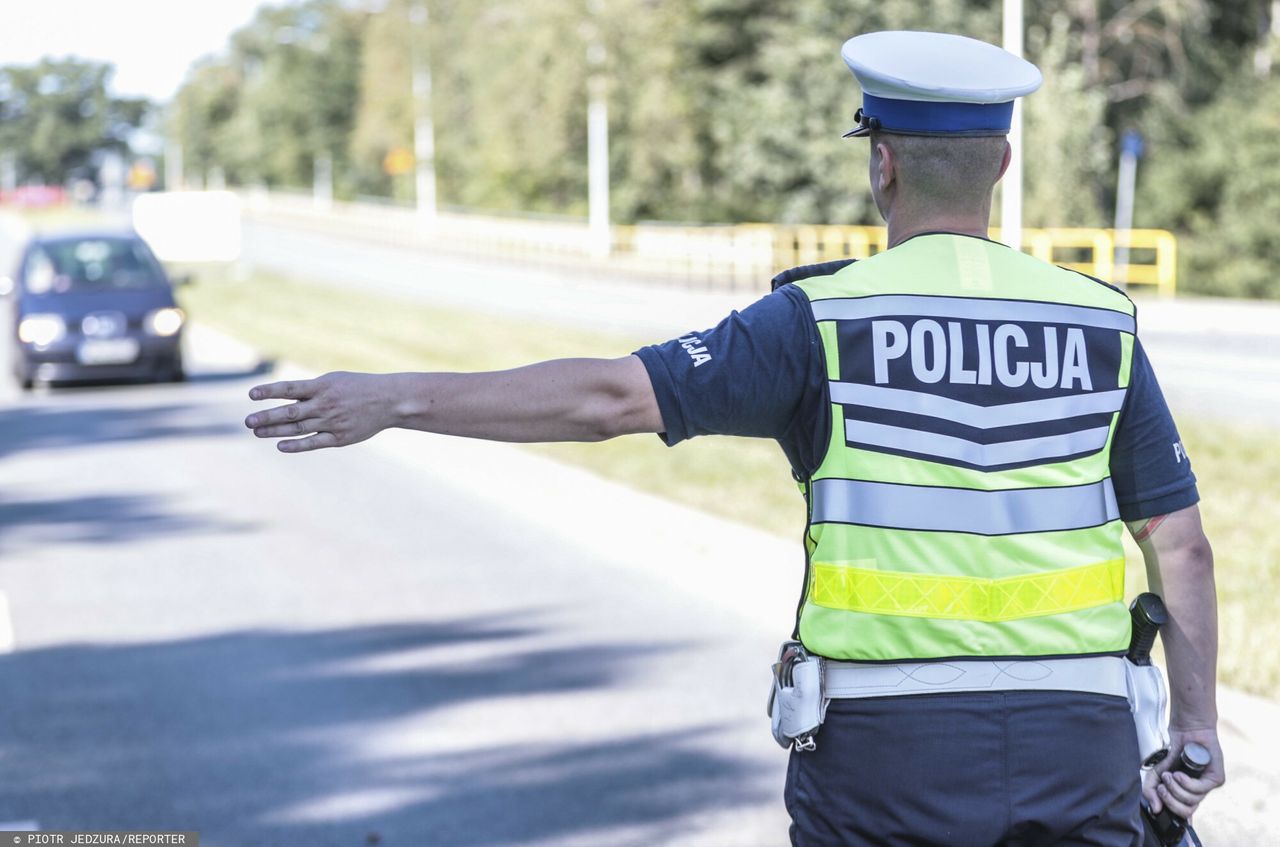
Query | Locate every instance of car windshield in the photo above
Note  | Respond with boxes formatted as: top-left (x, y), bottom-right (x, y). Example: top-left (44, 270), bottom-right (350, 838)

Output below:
top-left (23, 237), bottom-right (166, 294)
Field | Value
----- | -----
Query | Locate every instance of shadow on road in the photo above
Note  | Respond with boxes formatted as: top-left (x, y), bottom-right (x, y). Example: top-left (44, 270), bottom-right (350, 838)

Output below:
top-left (0, 618), bottom-right (767, 845)
top-left (0, 492), bottom-right (254, 547)
top-left (0, 401), bottom-right (243, 461)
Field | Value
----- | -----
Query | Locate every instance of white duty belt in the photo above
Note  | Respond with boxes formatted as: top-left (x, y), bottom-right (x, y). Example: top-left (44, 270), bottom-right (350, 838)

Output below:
top-left (769, 649), bottom-right (1136, 753)
top-left (822, 655), bottom-right (1129, 699)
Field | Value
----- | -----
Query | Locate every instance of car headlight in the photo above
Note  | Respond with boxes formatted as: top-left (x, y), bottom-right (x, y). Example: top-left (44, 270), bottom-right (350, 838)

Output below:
top-left (18, 314), bottom-right (66, 346)
top-left (145, 307), bottom-right (185, 337)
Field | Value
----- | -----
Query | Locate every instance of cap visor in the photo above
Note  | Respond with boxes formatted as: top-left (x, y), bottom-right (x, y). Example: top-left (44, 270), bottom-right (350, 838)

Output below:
top-left (842, 125), bottom-right (872, 138)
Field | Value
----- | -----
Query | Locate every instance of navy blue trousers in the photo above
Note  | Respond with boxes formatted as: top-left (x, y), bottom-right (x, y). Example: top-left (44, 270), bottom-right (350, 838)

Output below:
top-left (785, 691), bottom-right (1143, 847)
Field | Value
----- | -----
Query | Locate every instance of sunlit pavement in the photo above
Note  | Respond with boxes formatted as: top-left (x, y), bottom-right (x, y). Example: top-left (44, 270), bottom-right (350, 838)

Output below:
top-left (0, 323), bottom-right (797, 845)
top-left (0, 216), bottom-right (1275, 843)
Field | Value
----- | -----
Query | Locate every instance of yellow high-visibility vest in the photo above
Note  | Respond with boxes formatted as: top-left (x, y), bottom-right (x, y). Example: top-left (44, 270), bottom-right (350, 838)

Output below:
top-left (790, 234), bottom-right (1135, 661)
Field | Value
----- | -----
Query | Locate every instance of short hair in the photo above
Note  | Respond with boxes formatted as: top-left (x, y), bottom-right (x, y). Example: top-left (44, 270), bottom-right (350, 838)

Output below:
top-left (871, 132), bottom-right (1008, 208)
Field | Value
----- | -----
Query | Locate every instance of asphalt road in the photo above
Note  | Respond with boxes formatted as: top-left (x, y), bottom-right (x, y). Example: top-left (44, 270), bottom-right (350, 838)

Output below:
top-left (0, 322), bottom-right (802, 845)
top-left (1, 215), bottom-right (1275, 844)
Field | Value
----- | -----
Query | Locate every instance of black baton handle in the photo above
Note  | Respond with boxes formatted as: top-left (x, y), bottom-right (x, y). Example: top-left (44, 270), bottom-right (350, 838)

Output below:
top-left (1127, 593), bottom-right (1168, 666)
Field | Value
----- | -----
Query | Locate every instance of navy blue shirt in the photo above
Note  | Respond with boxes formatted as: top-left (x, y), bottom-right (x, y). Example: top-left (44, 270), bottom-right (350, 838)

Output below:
top-left (636, 282), bottom-right (1197, 522)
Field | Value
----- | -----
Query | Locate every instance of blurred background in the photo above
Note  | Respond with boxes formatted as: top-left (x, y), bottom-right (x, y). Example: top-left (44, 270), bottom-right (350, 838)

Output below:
top-left (0, 1), bottom-right (1277, 845)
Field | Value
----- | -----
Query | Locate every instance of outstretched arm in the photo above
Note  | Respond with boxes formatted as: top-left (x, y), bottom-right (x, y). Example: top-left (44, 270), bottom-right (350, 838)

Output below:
top-left (1128, 504), bottom-right (1225, 818)
top-left (244, 355), bottom-right (664, 452)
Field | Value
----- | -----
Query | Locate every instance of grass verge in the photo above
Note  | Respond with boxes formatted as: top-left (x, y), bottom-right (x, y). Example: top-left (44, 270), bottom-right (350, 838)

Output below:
top-left (181, 265), bottom-right (1278, 699)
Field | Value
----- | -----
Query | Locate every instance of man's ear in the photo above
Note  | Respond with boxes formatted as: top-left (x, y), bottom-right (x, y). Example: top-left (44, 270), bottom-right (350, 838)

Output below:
top-left (997, 140), bottom-right (1012, 181)
top-left (875, 141), bottom-right (896, 193)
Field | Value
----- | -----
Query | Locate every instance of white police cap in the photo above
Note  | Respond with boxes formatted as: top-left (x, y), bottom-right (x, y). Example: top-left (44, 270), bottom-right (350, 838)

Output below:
top-left (841, 31), bottom-right (1042, 138)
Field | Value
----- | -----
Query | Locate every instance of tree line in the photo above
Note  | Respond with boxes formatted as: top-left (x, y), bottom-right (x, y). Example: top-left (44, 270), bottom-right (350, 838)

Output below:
top-left (0, 58), bottom-right (148, 186)
top-left (2, 1), bottom-right (1276, 297)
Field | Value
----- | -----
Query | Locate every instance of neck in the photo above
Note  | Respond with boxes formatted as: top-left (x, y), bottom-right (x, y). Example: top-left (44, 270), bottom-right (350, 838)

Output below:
top-left (884, 198), bottom-right (994, 247)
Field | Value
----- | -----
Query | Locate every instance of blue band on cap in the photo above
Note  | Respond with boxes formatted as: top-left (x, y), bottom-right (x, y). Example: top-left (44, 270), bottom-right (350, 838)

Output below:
top-left (861, 92), bottom-right (1014, 135)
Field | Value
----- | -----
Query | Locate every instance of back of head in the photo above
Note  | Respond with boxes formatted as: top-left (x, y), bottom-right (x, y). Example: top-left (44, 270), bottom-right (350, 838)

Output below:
top-left (871, 132), bottom-right (1009, 210)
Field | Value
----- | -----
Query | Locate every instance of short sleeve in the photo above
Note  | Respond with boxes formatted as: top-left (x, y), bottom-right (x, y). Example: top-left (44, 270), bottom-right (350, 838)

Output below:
top-left (632, 284), bottom-right (828, 475)
top-left (1109, 338), bottom-right (1199, 521)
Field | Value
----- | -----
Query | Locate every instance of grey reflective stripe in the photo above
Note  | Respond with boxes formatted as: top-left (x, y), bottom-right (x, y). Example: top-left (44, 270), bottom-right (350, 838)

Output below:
top-left (845, 419), bottom-right (1111, 467)
top-left (810, 477), bottom-right (1120, 534)
top-left (829, 383), bottom-right (1128, 429)
top-left (810, 295), bottom-right (1136, 333)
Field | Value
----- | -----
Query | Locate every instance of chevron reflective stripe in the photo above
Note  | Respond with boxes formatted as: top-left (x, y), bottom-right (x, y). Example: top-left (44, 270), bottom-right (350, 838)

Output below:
top-left (845, 419), bottom-right (1110, 467)
top-left (810, 478), bottom-right (1119, 535)
top-left (809, 558), bottom-right (1126, 622)
top-left (810, 295), bottom-right (1136, 333)
top-left (829, 383), bottom-right (1127, 429)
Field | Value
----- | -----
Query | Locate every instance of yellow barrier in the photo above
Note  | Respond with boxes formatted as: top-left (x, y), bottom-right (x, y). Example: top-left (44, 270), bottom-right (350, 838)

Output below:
top-left (766, 225), bottom-right (1176, 296)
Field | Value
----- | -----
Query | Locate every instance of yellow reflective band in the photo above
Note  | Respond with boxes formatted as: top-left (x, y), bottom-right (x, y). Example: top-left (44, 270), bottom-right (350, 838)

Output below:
top-left (809, 558), bottom-right (1125, 622)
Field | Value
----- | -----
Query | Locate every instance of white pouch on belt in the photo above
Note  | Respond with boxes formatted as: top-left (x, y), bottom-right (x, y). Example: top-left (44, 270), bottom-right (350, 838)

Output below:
top-left (1124, 660), bottom-right (1170, 765)
top-left (767, 643), bottom-right (826, 751)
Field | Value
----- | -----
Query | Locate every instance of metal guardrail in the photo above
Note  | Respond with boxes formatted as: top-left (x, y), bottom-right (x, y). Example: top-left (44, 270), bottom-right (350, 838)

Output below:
top-left (245, 190), bottom-right (1177, 296)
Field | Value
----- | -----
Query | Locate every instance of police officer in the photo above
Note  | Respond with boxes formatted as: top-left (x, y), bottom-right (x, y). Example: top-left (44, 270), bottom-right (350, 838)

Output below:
top-left (244, 30), bottom-right (1224, 846)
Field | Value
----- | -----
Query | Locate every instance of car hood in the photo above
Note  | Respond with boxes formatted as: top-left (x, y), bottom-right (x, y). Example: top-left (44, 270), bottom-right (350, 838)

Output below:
top-left (19, 287), bottom-right (177, 319)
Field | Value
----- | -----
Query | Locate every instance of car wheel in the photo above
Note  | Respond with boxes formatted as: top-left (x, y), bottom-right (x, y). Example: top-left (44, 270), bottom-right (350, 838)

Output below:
top-left (167, 353), bottom-right (186, 383)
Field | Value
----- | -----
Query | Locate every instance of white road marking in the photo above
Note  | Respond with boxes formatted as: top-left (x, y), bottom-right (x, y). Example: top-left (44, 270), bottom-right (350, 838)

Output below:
top-left (0, 591), bottom-right (15, 653)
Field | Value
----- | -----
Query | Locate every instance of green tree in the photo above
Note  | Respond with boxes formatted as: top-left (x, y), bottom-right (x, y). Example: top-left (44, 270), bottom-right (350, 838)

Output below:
top-left (169, 0), bottom-right (366, 192)
top-left (691, 0), bottom-right (998, 223)
top-left (0, 58), bottom-right (148, 184)
top-left (1021, 11), bottom-right (1111, 227)
top-left (170, 58), bottom-right (244, 185)
top-left (603, 0), bottom-right (703, 222)
top-left (432, 0), bottom-right (591, 214)
top-left (1140, 72), bottom-right (1280, 297)
top-left (349, 0), bottom-right (414, 200)
top-left (169, 0), bottom-right (1280, 297)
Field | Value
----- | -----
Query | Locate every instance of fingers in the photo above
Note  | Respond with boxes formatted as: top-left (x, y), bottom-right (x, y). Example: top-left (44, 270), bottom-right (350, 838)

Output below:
top-left (252, 420), bottom-right (322, 439)
top-left (1155, 772), bottom-right (1197, 819)
top-left (245, 399), bottom-right (317, 429)
top-left (1155, 770), bottom-right (1215, 820)
top-left (249, 379), bottom-right (315, 402)
top-left (277, 432), bottom-right (340, 453)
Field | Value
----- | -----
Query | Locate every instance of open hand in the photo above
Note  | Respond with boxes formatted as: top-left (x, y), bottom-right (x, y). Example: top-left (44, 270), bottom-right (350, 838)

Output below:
top-left (245, 372), bottom-right (394, 453)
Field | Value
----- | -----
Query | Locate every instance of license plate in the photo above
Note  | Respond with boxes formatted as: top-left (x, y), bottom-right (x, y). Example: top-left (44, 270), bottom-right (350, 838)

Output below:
top-left (77, 338), bottom-right (140, 365)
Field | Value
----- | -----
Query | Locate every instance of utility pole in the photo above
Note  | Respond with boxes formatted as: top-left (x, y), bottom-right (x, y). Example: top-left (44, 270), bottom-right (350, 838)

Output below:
top-left (410, 0), bottom-right (438, 228)
top-left (0, 152), bottom-right (16, 195)
top-left (313, 152), bottom-right (333, 211)
top-left (164, 141), bottom-right (184, 192)
top-left (1113, 130), bottom-right (1143, 286)
top-left (586, 0), bottom-right (611, 259)
top-left (1255, 1), bottom-right (1280, 76)
top-left (1001, 0), bottom-right (1025, 251)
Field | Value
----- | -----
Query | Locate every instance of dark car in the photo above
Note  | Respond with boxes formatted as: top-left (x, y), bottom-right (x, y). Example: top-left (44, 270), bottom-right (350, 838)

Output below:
top-left (4, 230), bottom-right (186, 388)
